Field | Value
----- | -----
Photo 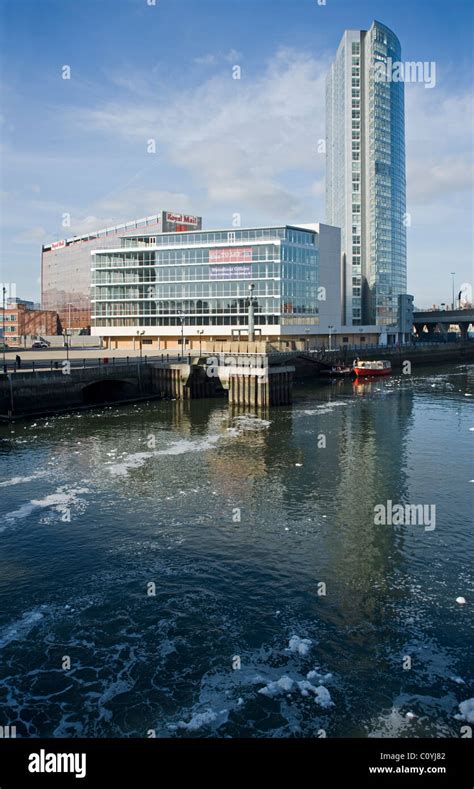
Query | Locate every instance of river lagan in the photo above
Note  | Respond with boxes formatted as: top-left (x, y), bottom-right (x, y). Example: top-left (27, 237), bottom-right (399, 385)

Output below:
top-left (0, 363), bottom-right (472, 738)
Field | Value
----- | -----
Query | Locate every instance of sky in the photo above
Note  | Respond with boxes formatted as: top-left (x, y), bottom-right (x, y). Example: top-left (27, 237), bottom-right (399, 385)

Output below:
top-left (0, 0), bottom-right (473, 308)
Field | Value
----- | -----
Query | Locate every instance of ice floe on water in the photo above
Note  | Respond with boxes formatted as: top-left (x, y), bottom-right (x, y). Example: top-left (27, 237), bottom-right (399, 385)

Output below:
top-left (172, 708), bottom-right (230, 732)
top-left (163, 633), bottom-right (334, 737)
top-left (258, 676), bottom-right (294, 696)
top-left (287, 635), bottom-right (312, 656)
top-left (455, 698), bottom-right (474, 723)
top-left (258, 675), bottom-right (333, 707)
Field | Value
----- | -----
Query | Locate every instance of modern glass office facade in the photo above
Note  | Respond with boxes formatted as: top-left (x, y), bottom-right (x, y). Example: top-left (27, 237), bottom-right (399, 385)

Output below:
top-left (91, 226), bottom-right (320, 348)
top-left (326, 20), bottom-right (407, 326)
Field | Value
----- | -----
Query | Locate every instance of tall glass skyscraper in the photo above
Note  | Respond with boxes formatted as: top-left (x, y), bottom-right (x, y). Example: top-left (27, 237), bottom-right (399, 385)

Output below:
top-left (326, 20), bottom-right (407, 326)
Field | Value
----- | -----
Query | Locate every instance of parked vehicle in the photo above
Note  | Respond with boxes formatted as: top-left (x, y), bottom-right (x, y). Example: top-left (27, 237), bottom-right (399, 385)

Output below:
top-left (32, 340), bottom-right (49, 349)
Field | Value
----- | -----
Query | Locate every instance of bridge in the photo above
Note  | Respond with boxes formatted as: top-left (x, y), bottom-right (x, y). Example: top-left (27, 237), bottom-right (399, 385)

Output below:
top-left (413, 308), bottom-right (473, 340)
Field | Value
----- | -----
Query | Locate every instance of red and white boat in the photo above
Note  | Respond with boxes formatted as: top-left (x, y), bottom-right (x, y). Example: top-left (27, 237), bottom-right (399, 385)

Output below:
top-left (352, 360), bottom-right (392, 377)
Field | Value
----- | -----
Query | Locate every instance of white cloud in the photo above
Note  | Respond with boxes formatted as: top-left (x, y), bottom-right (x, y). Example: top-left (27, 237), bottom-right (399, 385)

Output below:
top-left (68, 48), bottom-right (329, 221)
top-left (194, 53), bottom-right (218, 66)
top-left (14, 225), bottom-right (47, 244)
top-left (194, 49), bottom-right (242, 66)
top-left (405, 86), bottom-right (473, 205)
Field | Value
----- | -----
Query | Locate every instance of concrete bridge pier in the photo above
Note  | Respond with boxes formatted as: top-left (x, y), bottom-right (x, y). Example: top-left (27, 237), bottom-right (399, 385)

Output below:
top-left (151, 363), bottom-right (223, 400)
top-left (228, 366), bottom-right (294, 407)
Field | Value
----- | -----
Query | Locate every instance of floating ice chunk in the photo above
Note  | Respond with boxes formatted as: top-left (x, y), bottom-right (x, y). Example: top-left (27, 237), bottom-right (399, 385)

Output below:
top-left (455, 699), bottom-right (474, 723)
top-left (295, 680), bottom-right (333, 707)
top-left (258, 676), bottom-right (294, 697)
top-left (313, 686), bottom-right (334, 708)
top-left (295, 463), bottom-right (303, 467)
top-left (177, 710), bottom-right (219, 730)
top-left (456, 597), bottom-right (467, 605)
top-left (288, 635), bottom-right (312, 656)
top-left (307, 669), bottom-right (333, 683)
top-left (178, 710), bottom-right (228, 731)
top-left (297, 680), bottom-right (315, 697)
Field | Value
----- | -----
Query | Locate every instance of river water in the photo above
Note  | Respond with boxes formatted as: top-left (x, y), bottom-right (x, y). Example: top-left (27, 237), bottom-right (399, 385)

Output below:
top-left (0, 364), bottom-right (472, 738)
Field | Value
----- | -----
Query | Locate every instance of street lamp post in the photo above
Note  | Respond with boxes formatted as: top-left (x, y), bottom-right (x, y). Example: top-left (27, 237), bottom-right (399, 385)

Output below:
top-left (66, 303), bottom-right (74, 349)
top-left (137, 330), bottom-right (145, 360)
top-left (197, 329), bottom-right (204, 357)
top-left (2, 286), bottom-right (6, 372)
top-left (248, 284), bottom-right (255, 343)
top-left (63, 330), bottom-right (69, 361)
top-left (177, 310), bottom-right (185, 358)
top-left (451, 272), bottom-right (456, 311)
top-left (328, 325), bottom-right (334, 352)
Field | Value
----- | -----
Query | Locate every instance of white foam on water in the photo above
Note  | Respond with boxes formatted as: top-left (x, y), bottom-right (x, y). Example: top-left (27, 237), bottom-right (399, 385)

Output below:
top-left (2, 488), bottom-right (89, 524)
top-left (106, 452), bottom-right (152, 477)
top-left (299, 401), bottom-right (351, 416)
top-left (0, 471), bottom-right (47, 488)
top-left (0, 609), bottom-right (45, 649)
top-left (231, 415), bottom-right (271, 432)
top-left (106, 434), bottom-right (227, 477)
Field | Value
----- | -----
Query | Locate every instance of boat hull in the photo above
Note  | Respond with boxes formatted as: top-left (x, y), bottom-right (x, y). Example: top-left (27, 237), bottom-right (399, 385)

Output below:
top-left (353, 366), bottom-right (391, 377)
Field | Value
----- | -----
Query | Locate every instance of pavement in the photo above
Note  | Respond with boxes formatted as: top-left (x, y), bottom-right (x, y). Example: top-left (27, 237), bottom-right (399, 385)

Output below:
top-left (0, 347), bottom-right (186, 373)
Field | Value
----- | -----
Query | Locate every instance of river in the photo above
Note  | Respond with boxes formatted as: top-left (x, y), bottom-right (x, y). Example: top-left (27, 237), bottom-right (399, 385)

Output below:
top-left (0, 363), bottom-right (472, 737)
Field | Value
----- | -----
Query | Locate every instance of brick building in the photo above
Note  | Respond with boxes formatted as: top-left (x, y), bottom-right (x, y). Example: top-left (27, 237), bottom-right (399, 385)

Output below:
top-left (0, 303), bottom-right (59, 346)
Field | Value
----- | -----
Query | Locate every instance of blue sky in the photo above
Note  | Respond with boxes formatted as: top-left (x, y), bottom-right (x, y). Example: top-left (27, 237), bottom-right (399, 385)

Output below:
top-left (1, 0), bottom-right (473, 307)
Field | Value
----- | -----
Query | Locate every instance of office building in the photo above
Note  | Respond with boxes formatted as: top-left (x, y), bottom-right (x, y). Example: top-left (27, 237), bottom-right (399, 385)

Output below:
top-left (91, 223), bottom-right (341, 350)
top-left (326, 20), bottom-right (407, 327)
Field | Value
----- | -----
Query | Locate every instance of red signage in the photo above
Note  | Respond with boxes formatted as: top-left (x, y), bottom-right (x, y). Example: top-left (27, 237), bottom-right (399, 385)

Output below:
top-left (51, 240), bottom-right (66, 250)
top-left (209, 247), bottom-right (253, 264)
top-left (165, 212), bottom-right (199, 226)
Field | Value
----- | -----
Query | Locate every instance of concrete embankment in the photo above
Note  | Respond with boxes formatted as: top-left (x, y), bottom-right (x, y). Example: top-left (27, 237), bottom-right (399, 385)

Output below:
top-left (0, 361), bottom-right (155, 420)
top-left (1, 343), bottom-right (472, 420)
